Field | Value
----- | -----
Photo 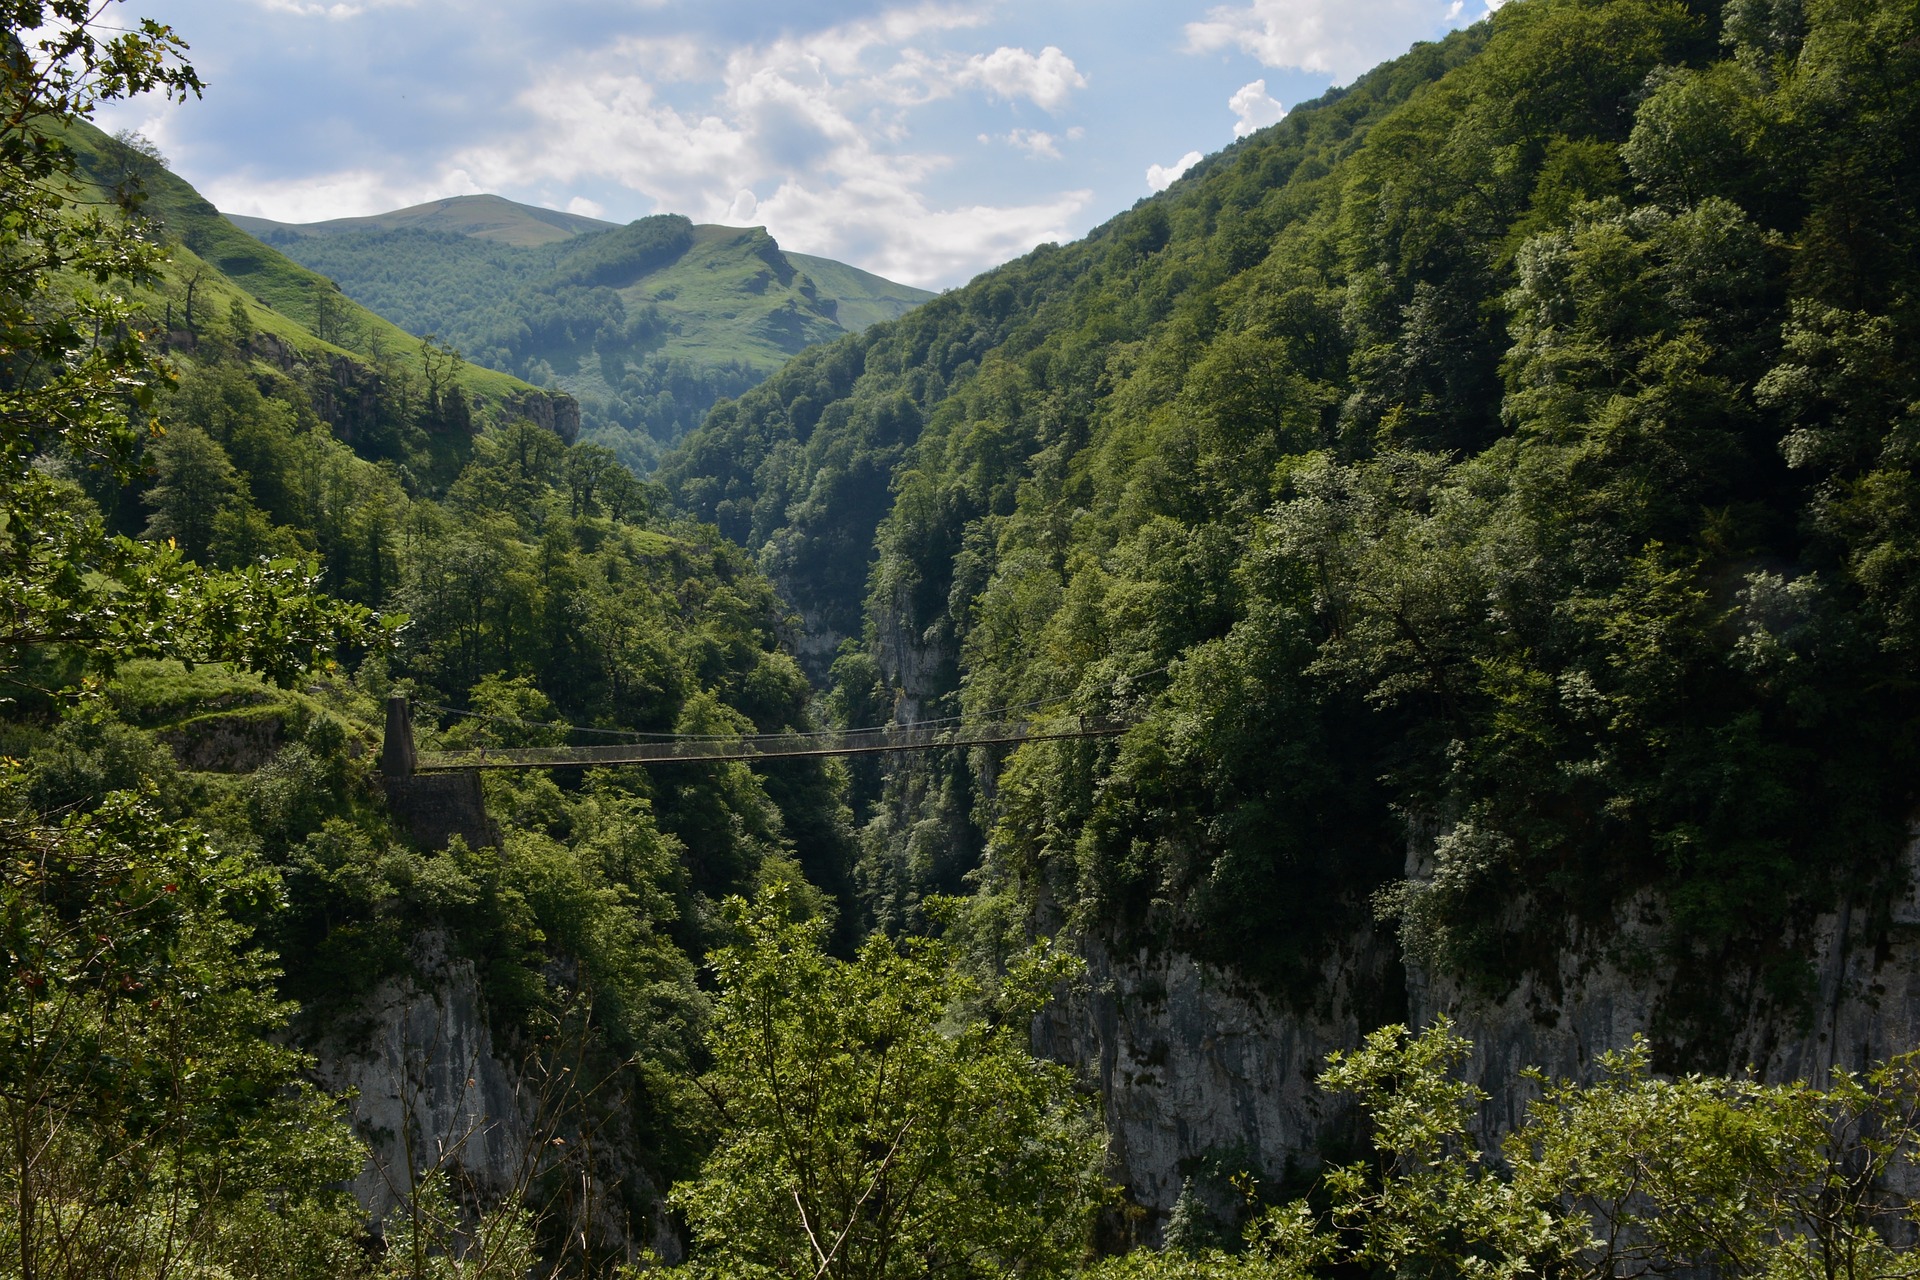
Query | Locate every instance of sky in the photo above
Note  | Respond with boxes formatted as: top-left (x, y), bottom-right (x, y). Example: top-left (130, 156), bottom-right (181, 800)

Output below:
top-left (95, 0), bottom-right (1496, 290)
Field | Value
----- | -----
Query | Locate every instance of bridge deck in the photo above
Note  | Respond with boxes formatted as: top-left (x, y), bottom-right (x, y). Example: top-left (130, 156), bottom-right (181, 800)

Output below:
top-left (412, 717), bottom-right (1127, 771)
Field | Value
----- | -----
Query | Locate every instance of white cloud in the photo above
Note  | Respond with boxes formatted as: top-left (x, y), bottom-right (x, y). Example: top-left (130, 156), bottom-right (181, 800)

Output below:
top-left (415, 8), bottom-right (1096, 286)
top-left (1006, 128), bottom-right (1062, 158)
top-left (1228, 79), bottom-right (1286, 136)
top-left (725, 189), bottom-right (759, 222)
top-left (754, 178), bottom-right (1090, 288)
top-left (957, 46), bottom-right (1087, 110)
top-left (247, 0), bottom-right (408, 18)
top-left (204, 166), bottom-right (483, 222)
top-left (1146, 149), bottom-right (1202, 192)
top-left (1186, 0), bottom-right (1449, 83)
top-left (157, 3), bottom-right (1095, 286)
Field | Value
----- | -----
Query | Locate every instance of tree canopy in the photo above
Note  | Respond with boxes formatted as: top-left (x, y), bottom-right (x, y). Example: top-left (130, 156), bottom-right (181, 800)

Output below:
top-left (664, 0), bottom-right (1920, 1053)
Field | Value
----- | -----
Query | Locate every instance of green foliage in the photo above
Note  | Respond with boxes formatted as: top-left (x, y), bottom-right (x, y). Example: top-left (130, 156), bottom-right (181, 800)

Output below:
top-left (0, 790), bottom-right (368, 1280)
top-left (663, 0), bottom-right (1920, 1036)
top-left (0, 78), bottom-right (381, 702)
top-left (21, 207), bottom-right (864, 1251)
top-left (669, 887), bottom-right (1104, 1280)
top-left (378, 1171), bottom-right (539, 1280)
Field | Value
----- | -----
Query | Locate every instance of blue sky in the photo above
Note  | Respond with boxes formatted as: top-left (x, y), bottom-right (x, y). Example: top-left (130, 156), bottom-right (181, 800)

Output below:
top-left (97, 0), bottom-right (1493, 289)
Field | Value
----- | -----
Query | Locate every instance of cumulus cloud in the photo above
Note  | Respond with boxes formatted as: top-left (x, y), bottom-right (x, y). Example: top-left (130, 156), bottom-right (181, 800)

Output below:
top-left (725, 189), bottom-right (759, 222)
top-left (1006, 129), bottom-right (1063, 158)
top-left (754, 178), bottom-right (1090, 288)
top-left (433, 9), bottom-right (1091, 286)
top-left (247, 0), bottom-right (406, 18)
top-left (147, 2), bottom-right (1097, 287)
top-left (1229, 79), bottom-right (1286, 136)
top-left (1186, 0), bottom-right (1450, 83)
top-left (205, 165), bottom-right (484, 222)
top-left (1146, 150), bottom-right (1202, 192)
top-left (957, 45), bottom-right (1088, 109)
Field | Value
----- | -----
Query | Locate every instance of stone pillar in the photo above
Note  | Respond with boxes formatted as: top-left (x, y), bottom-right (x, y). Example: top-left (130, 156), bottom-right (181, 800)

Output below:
top-left (381, 692), bottom-right (416, 779)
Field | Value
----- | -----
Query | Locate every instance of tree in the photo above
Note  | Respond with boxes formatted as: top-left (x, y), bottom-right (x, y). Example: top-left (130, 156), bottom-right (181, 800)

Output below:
top-left (0, 3), bottom-right (383, 692)
top-left (420, 335), bottom-right (471, 436)
top-left (0, 6), bottom-right (388, 1276)
top-left (142, 424), bottom-right (237, 560)
top-left (671, 888), bottom-right (1104, 1280)
top-left (311, 280), bottom-right (348, 345)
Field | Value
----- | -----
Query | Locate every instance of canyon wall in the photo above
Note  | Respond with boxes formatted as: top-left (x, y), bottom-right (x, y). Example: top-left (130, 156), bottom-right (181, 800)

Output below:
top-left (1037, 833), bottom-right (1920, 1239)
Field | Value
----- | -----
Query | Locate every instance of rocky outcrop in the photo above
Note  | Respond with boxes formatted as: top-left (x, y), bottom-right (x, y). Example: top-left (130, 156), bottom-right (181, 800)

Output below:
top-left (1414, 839), bottom-right (1920, 1129)
top-left (305, 351), bottom-right (394, 449)
top-left (230, 332), bottom-right (395, 449)
top-left (1034, 932), bottom-right (1398, 1229)
top-left (1041, 833), bottom-right (1920, 1243)
top-left (508, 388), bottom-right (581, 444)
top-left (158, 706), bottom-right (288, 772)
top-left (309, 932), bottom-right (680, 1262)
top-left (311, 933), bottom-right (532, 1225)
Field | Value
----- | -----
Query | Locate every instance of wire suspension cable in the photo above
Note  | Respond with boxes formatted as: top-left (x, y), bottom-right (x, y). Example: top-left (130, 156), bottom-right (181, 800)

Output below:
top-left (412, 715), bottom-right (1130, 771)
top-left (412, 662), bottom-right (1176, 748)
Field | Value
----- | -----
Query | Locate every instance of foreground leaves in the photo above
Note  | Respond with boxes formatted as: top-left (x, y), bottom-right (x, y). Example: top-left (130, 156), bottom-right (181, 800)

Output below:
top-left (671, 888), bottom-right (1104, 1280)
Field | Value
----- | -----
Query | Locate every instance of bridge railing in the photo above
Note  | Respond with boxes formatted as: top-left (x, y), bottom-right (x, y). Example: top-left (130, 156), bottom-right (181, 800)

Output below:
top-left (412, 716), bottom-right (1129, 772)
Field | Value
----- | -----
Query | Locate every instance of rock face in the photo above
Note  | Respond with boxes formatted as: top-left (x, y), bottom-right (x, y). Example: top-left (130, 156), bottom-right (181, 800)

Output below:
top-left (1039, 833), bottom-right (1920, 1243)
top-left (1034, 932), bottom-right (1399, 1229)
top-left (309, 932), bottom-right (681, 1262)
top-left (159, 706), bottom-right (289, 772)
top-left (508, 388), bottom-right (582, 445)
top-left (311, 933), bottom-right (531, 1224)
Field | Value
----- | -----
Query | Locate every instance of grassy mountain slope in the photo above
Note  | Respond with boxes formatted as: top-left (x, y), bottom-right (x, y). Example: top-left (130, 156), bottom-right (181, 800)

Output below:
top-left (662, 0), bottom-right (1920, 1056)
top-left (236, 197), bottom-right (937, 467)
top-left (787, 252), bottom-right (939, 331)
top-left (66, 127), bottom-right (553, 415)
top-left (230, 192), bottom-right (612, 246)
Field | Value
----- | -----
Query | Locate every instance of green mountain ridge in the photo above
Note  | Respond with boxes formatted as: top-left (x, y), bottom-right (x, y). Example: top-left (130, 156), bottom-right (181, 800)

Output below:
top-left (64, 127), bottom-right (562, 429)
top-left (230, 195), bottom-right (937, 468)
top-left (229, 192), bottom-right (614, 246)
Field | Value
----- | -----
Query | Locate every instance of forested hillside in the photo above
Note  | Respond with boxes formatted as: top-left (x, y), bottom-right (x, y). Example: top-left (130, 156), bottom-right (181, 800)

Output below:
top-left (665, 0), bottom-right (1920, 1052)
top-left (14, 0), bottom-right (1920, 1272)
top-left (244, 201), bottom-right (934, 469)
top-left (0, 22), bottom-right (859, 1265)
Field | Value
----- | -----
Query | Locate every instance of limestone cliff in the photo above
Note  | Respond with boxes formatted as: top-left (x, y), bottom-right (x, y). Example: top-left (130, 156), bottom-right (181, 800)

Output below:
top-left (310, 932), bottom-right (532, 1224)
top-left (308, 931), bottom-right (679, 1262)
top-left (1037, 833), bottom-right (1920, 1243)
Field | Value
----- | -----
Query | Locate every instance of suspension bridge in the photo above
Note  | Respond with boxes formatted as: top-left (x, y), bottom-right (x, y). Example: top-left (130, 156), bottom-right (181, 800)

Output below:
top-left (380, 694), bottom-right (1128, 776)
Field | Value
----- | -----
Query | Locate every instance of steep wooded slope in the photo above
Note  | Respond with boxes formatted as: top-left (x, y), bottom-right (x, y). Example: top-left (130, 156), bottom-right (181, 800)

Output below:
top-left (7, 132), bottom-right (861, 1256)
top-left (663, 0), bottom-right (1920, 1052)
